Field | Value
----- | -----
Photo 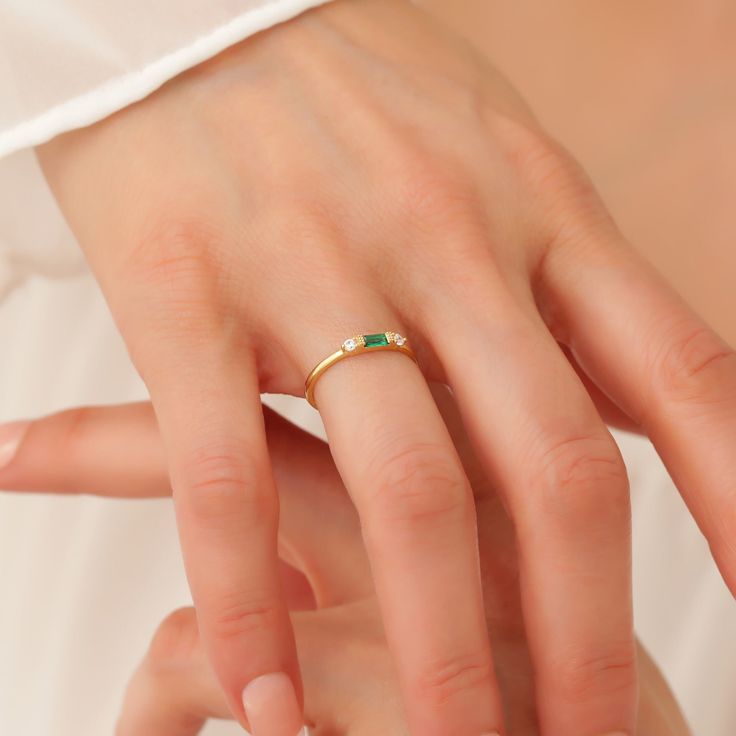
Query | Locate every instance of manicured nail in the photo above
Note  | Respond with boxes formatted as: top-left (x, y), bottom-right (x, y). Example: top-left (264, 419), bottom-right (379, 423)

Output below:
top-left (0, 421), bottom-right (31, 470)
top-left (242, 672), bottom-right (303, 736)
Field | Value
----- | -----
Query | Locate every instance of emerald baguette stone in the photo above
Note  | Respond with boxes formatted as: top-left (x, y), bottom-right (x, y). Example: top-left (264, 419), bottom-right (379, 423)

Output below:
top-left (363, 333), bottom-right (389, 347)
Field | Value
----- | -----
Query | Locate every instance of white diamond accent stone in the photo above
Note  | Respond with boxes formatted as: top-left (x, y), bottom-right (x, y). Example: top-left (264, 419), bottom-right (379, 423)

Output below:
top-left (343, 338), bottom-right (358, 352)
top-left (394, 333), bottom-right (406, 346)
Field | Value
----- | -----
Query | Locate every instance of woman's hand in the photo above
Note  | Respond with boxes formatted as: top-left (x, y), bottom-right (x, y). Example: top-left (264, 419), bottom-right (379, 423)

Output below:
top-left (0, 395), bottom-right (691, 735)
top-left (34, 0), bottom-right (736, 732)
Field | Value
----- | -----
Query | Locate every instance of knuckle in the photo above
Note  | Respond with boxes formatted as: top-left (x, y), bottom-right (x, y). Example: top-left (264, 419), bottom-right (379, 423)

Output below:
top-left (528, 432), bottom-right (629, 523)
top-left (209, 591), bottom-right (283, 644)
top-left (553, 643), bottom-right (637, 704)
top-left (127, 216), bottom-right (224, 296)
top-left (493, 114), bottom-right (603, 220)
top-left (266, 196), bottom-right (354, 289)
top-left (276, 200), bottom-right (344, 267)
top-left (367, 441), bottom-right (471, 526)
top-left (273, 192), bottom-right (330, 237)
top-left (395, 157), bottom-right (479, 232)
top-left (178, 445), bottom-right (276, 527)
top-left (57, 406), bottom-right (97, 453)
top-left (54, 407), bottom-right (100, 490)
top-left (416, 651), bottom-right (494, 707)
top-left (147, 608), bottom-right (199, 672)
top-left (651, 322), bottom-right (736, 406)
top-left (495, 116), bottom-right (573, 185)
top-left (119, 217), bottom-right (235, 370)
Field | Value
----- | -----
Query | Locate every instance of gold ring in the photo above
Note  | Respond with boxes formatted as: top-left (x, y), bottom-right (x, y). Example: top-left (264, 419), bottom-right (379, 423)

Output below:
top-left (304, 331), bottom-right (417, 409)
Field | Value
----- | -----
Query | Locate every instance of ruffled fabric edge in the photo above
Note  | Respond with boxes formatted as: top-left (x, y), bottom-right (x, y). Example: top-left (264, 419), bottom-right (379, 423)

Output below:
top-left (0, 0), bottom-right (333, 159)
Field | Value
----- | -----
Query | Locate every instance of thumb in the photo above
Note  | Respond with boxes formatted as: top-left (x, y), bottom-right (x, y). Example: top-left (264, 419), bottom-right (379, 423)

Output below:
top-left (118, 605), bottom-right (382, 736)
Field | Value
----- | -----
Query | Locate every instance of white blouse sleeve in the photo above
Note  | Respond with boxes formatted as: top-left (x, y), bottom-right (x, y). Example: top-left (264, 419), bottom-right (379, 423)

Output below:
top-left (0, 0), bottom-right (332, 297)
top-left (0, 0), bottom-right (333, 157)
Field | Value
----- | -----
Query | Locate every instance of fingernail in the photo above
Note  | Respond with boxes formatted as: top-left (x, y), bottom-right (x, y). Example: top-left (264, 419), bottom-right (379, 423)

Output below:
top-left (242, 672), bottom-right (303, 736)
top-left (0, 421), bottom-right (31, 470)
top-left (481, 732), bottom-right (501, 736)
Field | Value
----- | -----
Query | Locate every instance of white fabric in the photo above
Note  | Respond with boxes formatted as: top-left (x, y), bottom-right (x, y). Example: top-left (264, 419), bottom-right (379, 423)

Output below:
top-left (0, 0), bottom-right (333, 298)
top-left (0, 0), bottom-right (334, 157)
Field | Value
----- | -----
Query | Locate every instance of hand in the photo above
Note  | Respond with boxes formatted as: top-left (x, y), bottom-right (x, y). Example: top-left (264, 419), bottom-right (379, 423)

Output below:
top-left (35, 0), bottom-right (736, 733)
top-left (0, 395), bottom-right (691, 736)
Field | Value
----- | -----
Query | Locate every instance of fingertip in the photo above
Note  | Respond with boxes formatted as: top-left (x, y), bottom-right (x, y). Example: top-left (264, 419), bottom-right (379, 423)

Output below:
top-left (242, 671), bottom-right (304, 736)
top-left (0, 420), bottom-right (32, 470)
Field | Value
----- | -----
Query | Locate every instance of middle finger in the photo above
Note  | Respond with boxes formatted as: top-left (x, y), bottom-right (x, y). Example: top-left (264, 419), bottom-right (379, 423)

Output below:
top-left (432, 266), bottom-right (636, 736)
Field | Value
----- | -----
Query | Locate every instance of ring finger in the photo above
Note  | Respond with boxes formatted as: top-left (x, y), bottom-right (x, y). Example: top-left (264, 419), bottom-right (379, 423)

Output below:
top-left (288, 309), bottom-right (504, 736)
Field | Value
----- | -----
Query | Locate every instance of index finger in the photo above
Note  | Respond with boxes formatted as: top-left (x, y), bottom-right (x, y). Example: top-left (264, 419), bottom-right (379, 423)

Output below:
top-left (538, 222), bottom-right (736, 593)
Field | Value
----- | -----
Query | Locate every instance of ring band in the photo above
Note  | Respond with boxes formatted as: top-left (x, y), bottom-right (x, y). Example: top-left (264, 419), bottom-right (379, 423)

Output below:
top-left (304, 331), bottom-right (418, 409)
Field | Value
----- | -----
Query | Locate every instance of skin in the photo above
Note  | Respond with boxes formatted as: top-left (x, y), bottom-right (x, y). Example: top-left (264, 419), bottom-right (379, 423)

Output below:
top-left (0, 394), bottom-right (692, 736)
top-left (421, 0), bottom-right (736, 346)
top-left (32, 0), bottom-right (736, 733)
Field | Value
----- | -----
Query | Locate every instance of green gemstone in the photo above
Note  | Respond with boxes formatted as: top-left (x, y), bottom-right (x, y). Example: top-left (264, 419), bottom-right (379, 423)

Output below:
top-left (363, 332), bottom-right (389, 348)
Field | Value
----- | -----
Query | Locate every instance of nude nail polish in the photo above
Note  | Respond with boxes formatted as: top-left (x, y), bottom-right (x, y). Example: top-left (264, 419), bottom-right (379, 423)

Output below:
top-left (242, 671), bottom-right (304, 736)
top-left (0, 421), bottom-right (31, 470)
